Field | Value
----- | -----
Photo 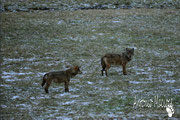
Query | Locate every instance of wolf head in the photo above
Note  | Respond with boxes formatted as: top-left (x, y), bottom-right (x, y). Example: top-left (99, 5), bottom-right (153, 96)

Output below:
top-left (71, 66), bottom-right (82, 76)
top-left (125, 48), bottom-right (134, 61)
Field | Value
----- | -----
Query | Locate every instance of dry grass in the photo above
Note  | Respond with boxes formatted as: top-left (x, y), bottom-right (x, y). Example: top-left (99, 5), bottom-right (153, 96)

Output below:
top-left (1, 9), bottom-right (180, 119)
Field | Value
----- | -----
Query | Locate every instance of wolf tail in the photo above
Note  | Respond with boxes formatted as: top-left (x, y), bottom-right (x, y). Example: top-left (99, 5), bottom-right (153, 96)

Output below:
top-left (101, 57), bottom-right (106, 70)
top-left (41, 74), bottom-right (47, 87)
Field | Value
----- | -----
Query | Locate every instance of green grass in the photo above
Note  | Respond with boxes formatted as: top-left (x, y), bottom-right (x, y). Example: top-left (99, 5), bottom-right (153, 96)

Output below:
top-left (1, 9), bottom-right (180, 119)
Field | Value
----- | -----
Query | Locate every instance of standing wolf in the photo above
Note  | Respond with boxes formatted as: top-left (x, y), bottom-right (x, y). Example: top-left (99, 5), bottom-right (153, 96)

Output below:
top-left (42, 66), bottom-right (82, 93)
top-left (101, 48), bottom-right (134, 76)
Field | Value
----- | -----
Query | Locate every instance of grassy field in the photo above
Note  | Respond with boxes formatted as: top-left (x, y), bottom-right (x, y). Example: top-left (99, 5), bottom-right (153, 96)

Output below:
top-left (1, 9), bottom-right (180, 119)
top-left (1, 0), bottom-right (180, 11)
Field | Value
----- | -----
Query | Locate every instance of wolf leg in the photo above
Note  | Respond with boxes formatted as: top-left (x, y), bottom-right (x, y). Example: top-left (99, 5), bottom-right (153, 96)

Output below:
top-left (44, 79), bottom-right (52, 93)
top-left (64, 81), bottom-right (69, 92)
top-left (101, 57), bottom-right (106, 76)
top-left (105, 64), bottom-right (111, 77)
top-left (101, 68), bottom-right (105, 76)
top-left (41, 75), bottom-right (47, 87)
top-left (122, 64), bottom-right (127, 75)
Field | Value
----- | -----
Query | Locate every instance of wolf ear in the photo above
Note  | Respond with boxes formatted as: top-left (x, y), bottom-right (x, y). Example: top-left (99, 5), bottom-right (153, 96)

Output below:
top-left (126, 48), bottom-right (129, 51)
top-left (74, 66), bottom-right (79, 70)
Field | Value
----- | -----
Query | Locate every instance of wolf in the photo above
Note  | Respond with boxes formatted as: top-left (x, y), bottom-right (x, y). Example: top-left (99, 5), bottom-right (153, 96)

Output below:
top-left (41, 66), bottom-right (82, 93)
top-left (101, 48), bottom-right (134, 76)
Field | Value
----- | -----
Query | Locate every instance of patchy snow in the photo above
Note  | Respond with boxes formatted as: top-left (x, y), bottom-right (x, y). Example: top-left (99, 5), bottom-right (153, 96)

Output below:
top-left (136, 114), bottom-right (144, 117)
top-left (110, 36), bottom-right (114, 39)
top-left (38, 72), bottom-right (46, 76)
top-left (30, 97), bottom-right (35, 100)
top-left (98, 87), bottom-right (110, 91)
top-left (98, 80), bottom-right (104, 84)
top-left (36, 72), bottom-right (46, 78)
top-left (4, 57), bottom-right (37, 62)
top-left (107, 113), bottom-right (119, 118)
top-left (1, 105), bottom-right (7, 108)
top-left (164, 80), bottom-right (175, 83)
top-left (2, 72), bottom-right (46, 80)
top-left (69, 95), bottom-right (80, 98)
top-left (23, 67), bottom-right (30, 70)
top-left (133, 67), bottom-right (145, 72)
top-left (130, 81), bottom-right (141, 84)
top-left (3, 71), bottom-right (34, 76)
top-left (55, 92), bottom-right (71, 97)
top-left (87, 81), bottom-right (93, 85)
top-left (80, 3), bottom-right (90, 7)
top-left (81, 102), bottom-right (91, 105)
top-left (63, 100), bottom-right (76, 105)
top-left (115, 91), bottom-right (124, 95)
top-left (57, 20), bottom-right (64, 24)
top-left (130, 46), bottom-right (137, 50)
top-left (47, 63), bottom-right (54, 66)
top-left (147, 75), bottom-right (154, 80)
top-left (56, 116), bottom-right (73, 120)
top-left (54, 93), bottom-right (68, 99)
top-left (5, 79), bottom-right (16, 82)
top-left (141, 71), bottom-right (150, 75)
top-left (91, 35), bottom-right (96, 40)
top-left (36, 95), bottom-right (50, 100)
top-left (12, 96), bottom-right (20, 100)
top-left (133, 89), bottom-right (143, 93)
top-left (174, 89), bottom-right (180, 94)
top-left (4, 58), bottom-right (24, 62)
top-left (16, 104), bottom-right (28, 108)
top-left (0, 84), bottom-right (10, 87)
top-left (130, 81), bottom-right (152, 84)
top-left (136, 68), bottom-right (148, 75)
top-left (147, 67), bottom-right (152, 71)
top-left (164, 71), bottom-right (174, 76)
top-left (69, 36), bottom-right (79, 41)
top-left (112, 20), bottom-right (122, 23)
top-left (1, 76), bottom-right (11, 79)
top-left (98, 33), bottom-right (104, 36)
